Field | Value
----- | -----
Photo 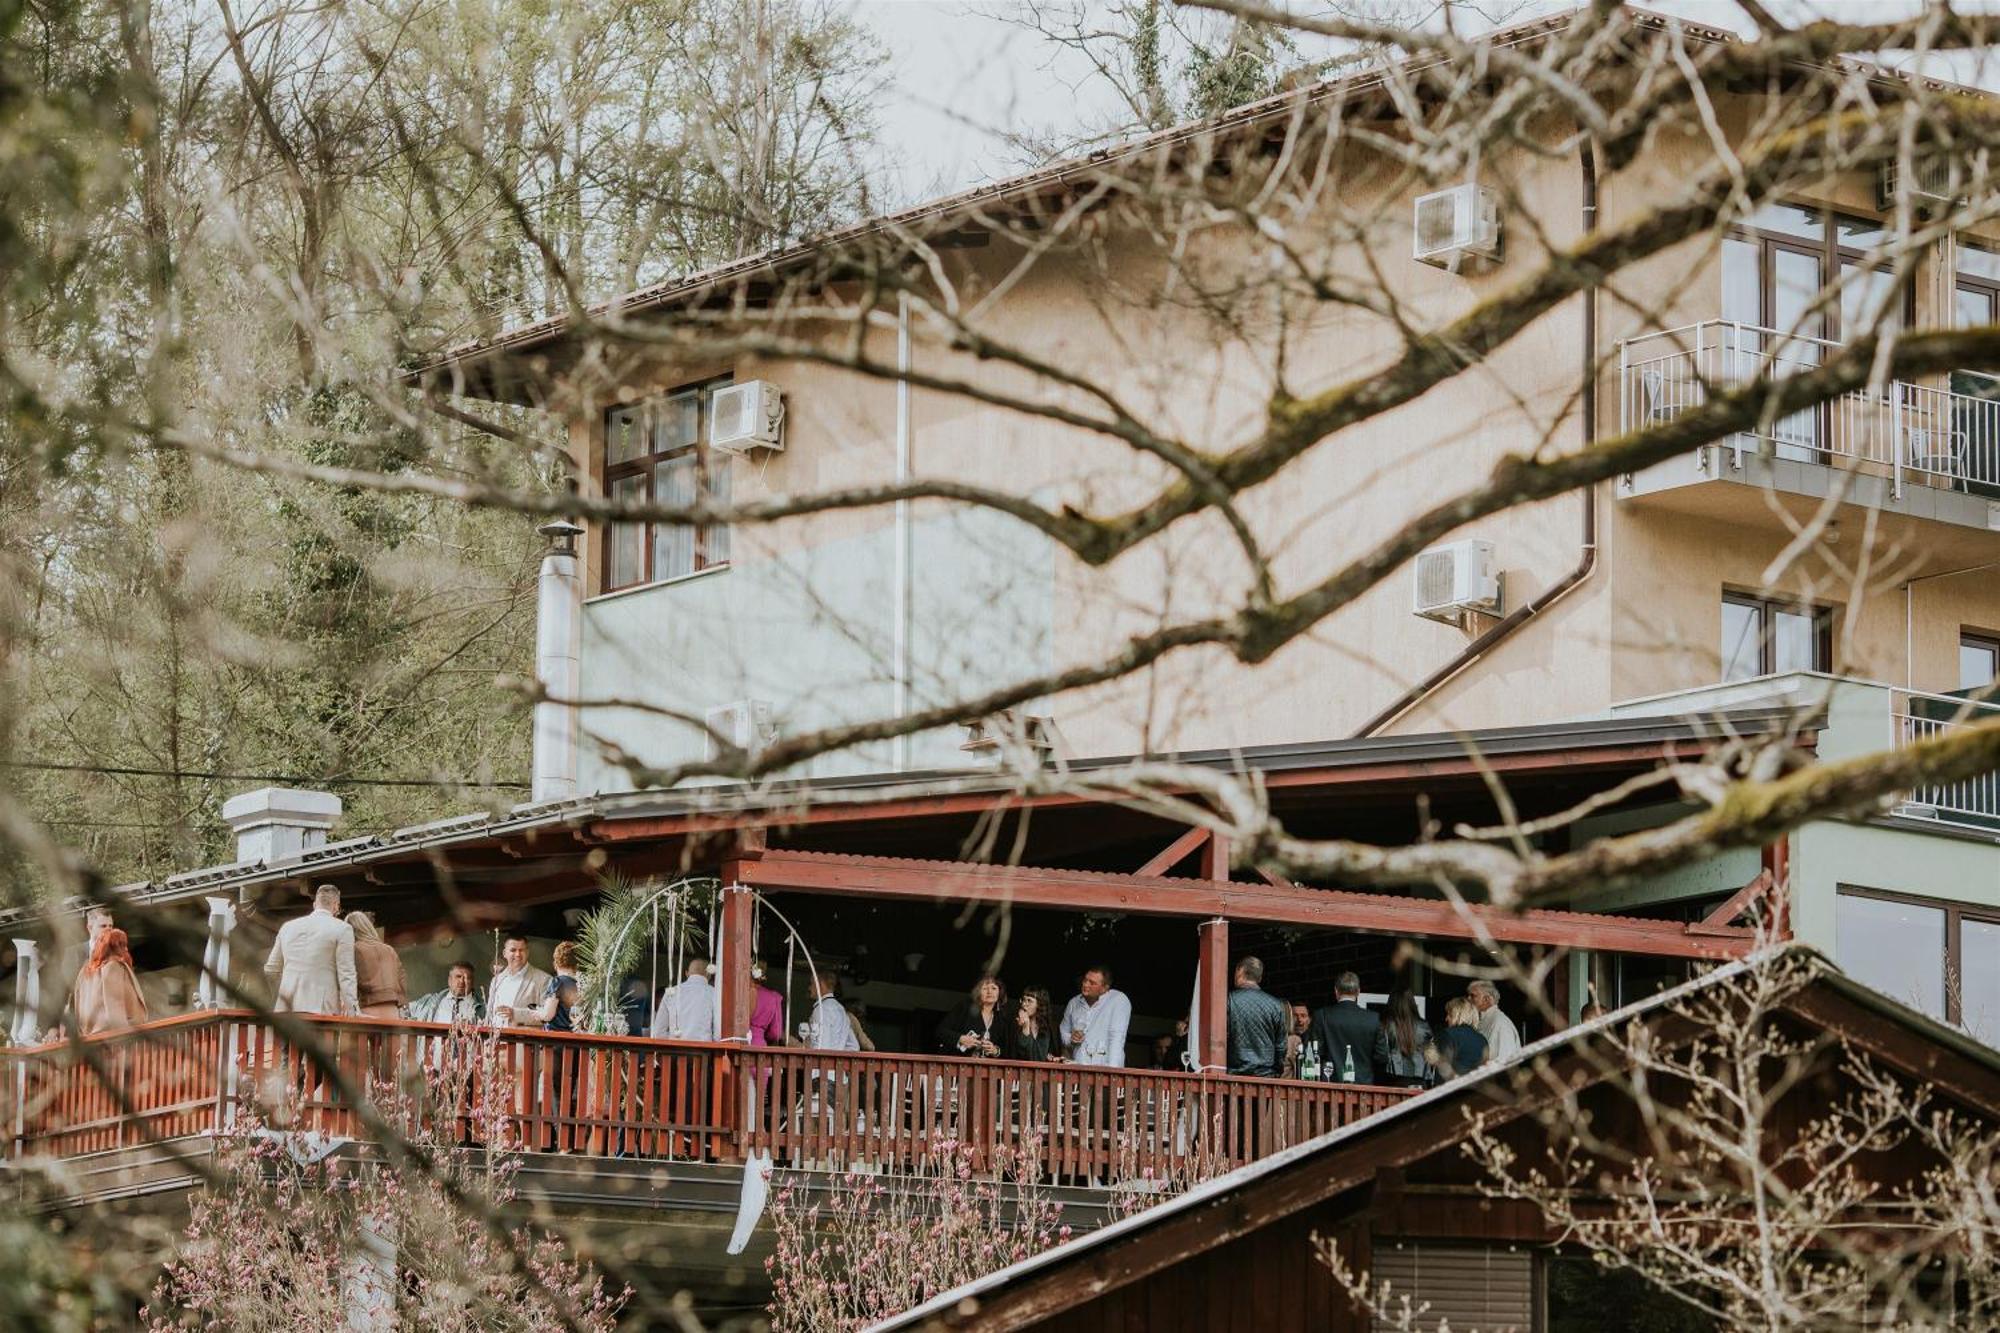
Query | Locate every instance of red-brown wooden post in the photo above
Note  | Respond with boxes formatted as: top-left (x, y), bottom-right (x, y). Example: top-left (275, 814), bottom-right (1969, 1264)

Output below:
top-left (1199, 830), bottom-right (1231, 880)
top-left (1762, 837), bottom-right (1792, 939)
top-left (718, 882), bottom-right (755, 1044)
top-left (1196, 917), bottom-right (1229, 1073)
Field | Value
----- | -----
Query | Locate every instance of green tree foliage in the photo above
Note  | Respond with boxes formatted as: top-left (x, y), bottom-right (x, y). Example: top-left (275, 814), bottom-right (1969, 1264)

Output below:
top-left (0, 0), bottom-right (881, 890)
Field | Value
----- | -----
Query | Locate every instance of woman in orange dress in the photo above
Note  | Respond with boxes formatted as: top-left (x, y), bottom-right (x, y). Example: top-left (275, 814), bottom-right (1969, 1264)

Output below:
top-left (74, 927), bottom-right (148, 1036)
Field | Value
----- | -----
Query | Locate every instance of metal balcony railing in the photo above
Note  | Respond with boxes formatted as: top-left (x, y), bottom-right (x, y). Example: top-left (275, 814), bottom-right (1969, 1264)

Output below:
top-left (1620, 320), bottom-right (2000, 498)
top-left (1894, 687), bottom-right (2000, 831)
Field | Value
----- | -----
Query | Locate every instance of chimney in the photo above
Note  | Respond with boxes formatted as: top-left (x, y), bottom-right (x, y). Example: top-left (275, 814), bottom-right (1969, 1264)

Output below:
top-left (220, 787), bottom-right (343, 864)
top-left (532, 521), bottom-right (585, 803)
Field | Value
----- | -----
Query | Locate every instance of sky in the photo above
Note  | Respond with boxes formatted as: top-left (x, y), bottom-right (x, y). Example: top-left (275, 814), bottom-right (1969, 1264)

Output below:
top-left (853, 0), bottom-right (1965, 206)
top-left (854, 1), bottom-right (1131, 203)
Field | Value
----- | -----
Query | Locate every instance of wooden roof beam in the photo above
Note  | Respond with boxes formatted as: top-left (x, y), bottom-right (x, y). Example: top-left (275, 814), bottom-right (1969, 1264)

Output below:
top-left (592, 739), bottom-right (1724, 844)
top-left (724, 850), bottom-right (1753, 960)
top-left (1134, 826), bottom-right (1211, 877)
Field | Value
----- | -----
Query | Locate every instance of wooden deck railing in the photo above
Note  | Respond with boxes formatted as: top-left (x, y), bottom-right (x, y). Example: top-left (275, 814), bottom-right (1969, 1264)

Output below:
top-left (2, 1012), bottom-right (1416, 1180)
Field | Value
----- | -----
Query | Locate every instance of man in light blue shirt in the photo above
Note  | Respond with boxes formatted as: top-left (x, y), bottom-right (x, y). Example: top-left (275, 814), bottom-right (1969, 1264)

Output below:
top-left (1061, 964), bottom-right (1132, 1066)
top-left (806, 972), bottom-right (860, 1051)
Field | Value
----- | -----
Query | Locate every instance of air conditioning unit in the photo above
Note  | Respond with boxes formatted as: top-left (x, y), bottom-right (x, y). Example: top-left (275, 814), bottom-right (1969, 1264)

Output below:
top-left (1412, 539), bottom-right (1502, 625)
top-left (1880, 156), bottom-right (1964, 211)
top-left (709, 380), bottom-right (785, 453)
top-left (1412, 183), bottom-right (1502, 272)
top-left (703, 698), bottom-right (776, 760)
top-left (960, 710), bottom-right (1055, 757)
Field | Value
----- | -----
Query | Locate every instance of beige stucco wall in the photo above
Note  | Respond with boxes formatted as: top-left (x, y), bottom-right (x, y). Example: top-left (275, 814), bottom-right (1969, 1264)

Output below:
top-left (542, 95), bottom-right (2000, 784)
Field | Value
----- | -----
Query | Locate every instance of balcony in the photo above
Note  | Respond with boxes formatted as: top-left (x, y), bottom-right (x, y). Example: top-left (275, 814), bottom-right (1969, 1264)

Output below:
top-left (1895, 686), bottom-right (2000, 833)
top-left (1609, 672), bottom-right (2000, 836)
top-left (3, 1012), bottom-right (1415, 1184)
top-left (1617, 321), bottom-right (2000, 548)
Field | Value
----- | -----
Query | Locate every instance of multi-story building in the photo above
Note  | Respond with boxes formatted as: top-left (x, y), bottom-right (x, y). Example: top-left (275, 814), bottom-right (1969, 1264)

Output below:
top-left (12, 10), bottom-right (2000, 1319)
top-left (414, 12), bottom-right (2000, 1033)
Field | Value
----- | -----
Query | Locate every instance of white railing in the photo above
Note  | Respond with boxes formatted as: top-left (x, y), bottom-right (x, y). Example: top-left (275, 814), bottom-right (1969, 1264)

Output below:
top-left (1894, 687), bottom-right (2000, 831)
top-left (1620, 320), bottom-right (2000, 497)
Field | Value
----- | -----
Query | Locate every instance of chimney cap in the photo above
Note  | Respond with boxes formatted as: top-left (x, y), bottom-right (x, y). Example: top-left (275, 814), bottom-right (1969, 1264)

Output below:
top-left (220, 787), bottom-right (343, 831)
top-left (538, 520), bottom-right (585, 551)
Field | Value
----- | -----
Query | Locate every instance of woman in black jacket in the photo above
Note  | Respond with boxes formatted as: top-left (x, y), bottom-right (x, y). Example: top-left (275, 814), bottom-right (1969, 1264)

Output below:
top-left (1008, 987), bottom-right (1058, 1062)
top-left (1370, 987), bottom-right (1434, 1088)
top-left (936, 974), bottom-right (1009, 1057)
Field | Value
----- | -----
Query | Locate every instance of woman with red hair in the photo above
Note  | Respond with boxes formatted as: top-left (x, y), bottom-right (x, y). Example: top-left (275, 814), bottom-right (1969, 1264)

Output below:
top-left (74, 927), bottom-right (148, 1036)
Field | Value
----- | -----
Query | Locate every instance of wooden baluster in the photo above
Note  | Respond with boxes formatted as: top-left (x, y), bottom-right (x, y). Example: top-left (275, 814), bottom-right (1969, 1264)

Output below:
top-left (655, 1046), bottom-right (670, 1158)
top-left (626, 1047), bottom-right (644, 1157)
top-left (800, 1054), bottom-right (818, 1166)
top-left (622, 1047), bottom-right (638, 1158)
top-left (537, 1037), bottom-right (555, 1153)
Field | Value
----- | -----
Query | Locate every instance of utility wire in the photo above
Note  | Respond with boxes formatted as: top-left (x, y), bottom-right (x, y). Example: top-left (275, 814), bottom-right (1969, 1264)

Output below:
top-left (2, 759), bottom-right (529, 790)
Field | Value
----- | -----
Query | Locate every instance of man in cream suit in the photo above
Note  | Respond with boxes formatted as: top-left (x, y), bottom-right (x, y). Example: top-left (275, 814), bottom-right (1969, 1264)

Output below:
top-left (263, 884), bottom-right (359, 1015)
top-left (486, 934), bottom-right (552, 1027)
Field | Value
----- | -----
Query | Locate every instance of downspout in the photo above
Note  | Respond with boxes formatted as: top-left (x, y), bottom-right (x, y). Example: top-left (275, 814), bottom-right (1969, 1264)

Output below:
top-left (893, 293), bottom-right (913, 770)
top-left (1355, 137), bottom-right (1602, 738)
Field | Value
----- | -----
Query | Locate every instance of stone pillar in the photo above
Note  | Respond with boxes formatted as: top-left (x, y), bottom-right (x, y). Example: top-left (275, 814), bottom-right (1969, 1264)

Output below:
top-left (1196, 918), bottom-right (1229, 1073)
top-left (220, 787), bottom-right (342, 864)
top-left (531, 521), bottom-right (584, 804)
top-left (10, 940), bottom-right (40, 1045)
top-left (197, 896), bottom-right (238, 1009)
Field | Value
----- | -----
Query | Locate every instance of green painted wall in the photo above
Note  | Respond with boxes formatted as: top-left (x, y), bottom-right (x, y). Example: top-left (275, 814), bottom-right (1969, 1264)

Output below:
top-left (1792, 818), bottom-right (2000, 955)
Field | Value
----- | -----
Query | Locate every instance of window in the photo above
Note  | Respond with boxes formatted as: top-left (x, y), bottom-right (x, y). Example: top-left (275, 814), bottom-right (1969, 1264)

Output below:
top-left (1720, 591), bottom-right (1833, 681)
top-left (1966, 918), bottom-right (2000, 1046)
top-left (1962, 631), bottom-right (2000, 692)
top-left (602, 385), bottom-right (733, 592)
top-left (1839, 887), bottom-right (2000, 1041)
top-left (1722, 204), bottom-right (1905, 339)
top-left (1721, 204), bottom-right (1906, 461)
top-left (1951, 245), bottom-right (2000, 493)
top-left (1953, 242), bottom-right (2000, 329)
top-left (1548, 1255), bottom-right (1718, 1332)
top-left (1371, 1245), bottom-right (1532, 1332)
top-left (1836, 889), bottom-right (1947, 1019)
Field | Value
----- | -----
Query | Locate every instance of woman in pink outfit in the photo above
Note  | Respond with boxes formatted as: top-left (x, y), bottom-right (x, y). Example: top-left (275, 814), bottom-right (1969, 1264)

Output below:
top-left (746, 958), bottom-right (786, 1046)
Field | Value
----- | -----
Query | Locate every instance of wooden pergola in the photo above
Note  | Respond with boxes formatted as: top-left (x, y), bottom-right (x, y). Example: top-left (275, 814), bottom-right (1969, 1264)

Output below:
top-left (705, 838), bottom-right (1758, 1072)
top-left (23, 712), bottom-right (1785, 1075)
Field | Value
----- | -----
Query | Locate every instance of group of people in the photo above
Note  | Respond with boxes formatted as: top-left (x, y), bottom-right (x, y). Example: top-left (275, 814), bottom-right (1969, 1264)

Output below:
top-left (261, 885), bottom-right (410, 1018)
top-left (928, 965), bottom-right (1133, 1066)
top-left (62, 891), bottom-right (413, 1039)
top-left (64, 887), bottom-right (1537, 1094)
top-left (1227, 960), bottom-right (1524, 1087)
top-left (71, 907), bottom-right (146, 1036)
top-left (261, 886), bottom-right (885, 1055)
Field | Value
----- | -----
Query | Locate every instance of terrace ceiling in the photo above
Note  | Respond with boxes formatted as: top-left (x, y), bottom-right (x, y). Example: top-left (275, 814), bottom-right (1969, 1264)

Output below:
top-left (28, 710), bottom-right (1810, 942)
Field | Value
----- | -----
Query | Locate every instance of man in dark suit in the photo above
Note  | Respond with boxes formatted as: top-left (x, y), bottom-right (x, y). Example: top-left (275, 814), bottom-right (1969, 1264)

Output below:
top-left (1307, 971), bottom-right (1379, 1083)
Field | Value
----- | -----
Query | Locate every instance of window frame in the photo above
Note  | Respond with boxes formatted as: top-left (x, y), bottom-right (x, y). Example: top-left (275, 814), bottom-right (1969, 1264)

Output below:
top-left (1961, 629), bottom-right (2000, 692)
top-left (1724, 204), bottom-right (1912, 341)
top-left (1953, 243), bottom-right (2000, 394)
top-left (1954, 241), bottom-right (2000, 319)
top-left (600, 379), bottom-right (735, 594)
top-left (1720, 589), bottom-right (1835, 680)
top-left (1838, 884), bottom-right (2000, 1028)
